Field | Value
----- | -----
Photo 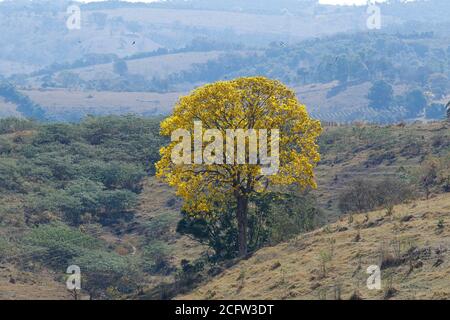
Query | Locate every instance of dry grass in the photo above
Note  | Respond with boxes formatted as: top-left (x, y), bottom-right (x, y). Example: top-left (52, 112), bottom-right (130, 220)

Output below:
top-left (71, 51), bottom-right (226, 81)
top-left (21, 89), bottom-right (184, 117)
top-left (312, 122), bottom-right (450, 220)
top-left (179, 194), bottom-right (450, 300)
top-left (0, 264), bottom-right (71, 300)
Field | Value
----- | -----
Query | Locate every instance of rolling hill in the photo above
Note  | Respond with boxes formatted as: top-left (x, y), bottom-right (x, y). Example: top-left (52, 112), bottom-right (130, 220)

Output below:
top-left (0, 118), bottom-right (448, 300)
top-left (179, 193), bottom-right (450, 300)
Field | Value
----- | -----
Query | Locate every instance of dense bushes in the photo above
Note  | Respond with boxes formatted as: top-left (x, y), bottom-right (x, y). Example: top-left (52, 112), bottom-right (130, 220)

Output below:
top-left (338, 178), bottom-right (415, 214)
top-left (0, 118), bottom-right (36, 134)
top-left (141, 241), bottom-right (173, 275)
top-left (23, 224), bottom-right (101, 268)
top-left (0, 115), bottom-right (166, 226)
top-left (22, 224), bottom-right (139, 299)
top-left (71, 250), bottom-right (140, 299)
top-left (177, 191), bottom-right (324, 260)
top-left (24, 179), bottom-right (138, 225)
top-left (0, 159), bottom-right (26, 192)
top-left (0, 115), bottom-right (170, 298)
top-left (0, 237), bottom-right (17, 262)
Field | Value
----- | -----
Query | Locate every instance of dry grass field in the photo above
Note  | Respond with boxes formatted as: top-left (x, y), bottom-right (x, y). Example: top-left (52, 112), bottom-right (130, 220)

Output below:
top-left (296, 81), bottom-right (413, 122)
top-left (21, 89), bottom-right (184, 119)
top-left (0, 264), bottom-right (71, 300)
top-left (0, 80), bottom-right (424, 123)
top-left (69, 51), bottom-right (227, 81)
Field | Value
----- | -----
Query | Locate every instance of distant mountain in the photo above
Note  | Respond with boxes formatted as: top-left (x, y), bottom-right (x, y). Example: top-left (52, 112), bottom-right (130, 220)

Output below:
top-left (1, 0), bottom-right (448, 73)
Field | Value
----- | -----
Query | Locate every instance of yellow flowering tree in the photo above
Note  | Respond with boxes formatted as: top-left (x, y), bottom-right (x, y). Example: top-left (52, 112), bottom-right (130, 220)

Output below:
top-left (156, 77), bottom-right (322, 256)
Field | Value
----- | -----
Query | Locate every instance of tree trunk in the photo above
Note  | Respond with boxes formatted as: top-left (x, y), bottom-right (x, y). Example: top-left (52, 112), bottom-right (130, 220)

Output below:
top-left (236, 195), bottom-right (249, 257)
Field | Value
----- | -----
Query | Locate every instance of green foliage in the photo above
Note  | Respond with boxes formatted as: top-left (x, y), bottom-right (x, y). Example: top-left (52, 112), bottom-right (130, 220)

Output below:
top-left (82, 161), bottom-right (145, 192)
top-left (0, 115), bottom-right (165, 226)
top-left (145, 214), bottom-right (175, 240)
top-left (177, 202), bottom-right (238, 260)
top-left (21, 223), bottom-right (142, 298)
top-left (338, 177), bottom-right (415, 214)
top-left (32, 123), bottom-right (78, 145)
top-left (79, 115), bottom-right (166, 173)
top-left (368, 80), bottom-right (394, 109)
top-left (0, 158), bottom-right (26, 192)
top-left (404, 89), bottom-right (428, 117)
top-left (0, 118), bottom-right (36, 134)
top-left (113, 59), bottom-right (128, 76)
top-left (141, 240), bottom-right (173, 275)
top-left (257, 192), bottom-right (324, 244)
top-left (0, 236), bottom-right (18, 262)
top-left (24, 180), bottom-right (138, 225)
top-left (177, 191), bottom-right (324, 260)
top-left (22, 224), bottom-right (101, 268)
top-left (71, 250), bottom-right (140, 299)
top-left (72, 249), bottom-right (130, 274)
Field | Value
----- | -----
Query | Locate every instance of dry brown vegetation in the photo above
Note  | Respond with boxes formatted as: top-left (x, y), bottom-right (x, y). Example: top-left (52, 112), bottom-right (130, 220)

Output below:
top-left (0, 263), bottom-right (71, 300)
top-left (179, 194), bottom-right (450, 300)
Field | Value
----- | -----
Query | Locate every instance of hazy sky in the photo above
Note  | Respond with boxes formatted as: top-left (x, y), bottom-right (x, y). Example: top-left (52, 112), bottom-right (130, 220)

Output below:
top-left (74, 0), bottom-right (387, 5)
top-left (0, 0), bottom-right (394, 6)
top-left (319, 0), bottom-right (385, 4)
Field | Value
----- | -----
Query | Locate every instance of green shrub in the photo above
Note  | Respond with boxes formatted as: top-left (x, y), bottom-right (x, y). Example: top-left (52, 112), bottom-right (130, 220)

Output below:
top-left (71, 250), bottom-right (139, 299)
top-left (22, 224), bottom-right (101, 268)
top-left (32, 123), bottom-right (78, 145)
top-left (23, 179), bottom-right (138, 225)
top-left (81, 161), bottom-right (145, 192)
top-left (0, 118), bottom-right (36, 134)
top-left (177, 191), bottom-right (324, 260)
top-left (141, 241), bottom-right (173, 275)
top-left (145, 214), bottom-right (175, 240)
top-left (338, 177), bottom-right (415, 214)
top-left (0, 158), bottom-right (26, 192)
top-left (0, 236), bottom-right (19, 262)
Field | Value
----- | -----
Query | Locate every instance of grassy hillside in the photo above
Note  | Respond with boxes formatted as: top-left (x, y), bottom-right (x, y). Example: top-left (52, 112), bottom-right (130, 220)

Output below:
top-left (0, 118), bottom-right (448, 300)
top-left (0, 0), bottom-right (368, 72)
top-left (0, 80), bottom-right (443, 123)
top-left (313, 122), bottom-right (450, 219)
top-left (297, 82), bottom-right (413, 122)
top-left (179, 194), bottom-right (450, 300)
top-left (21, 89), bottom-right (183, 121)
top-left (23, 51), bottom-right (231, 89)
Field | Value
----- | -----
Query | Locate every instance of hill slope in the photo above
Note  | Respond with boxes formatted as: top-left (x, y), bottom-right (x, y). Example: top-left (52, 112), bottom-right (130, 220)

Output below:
top-left (179, 194), bottom-right (450, 300)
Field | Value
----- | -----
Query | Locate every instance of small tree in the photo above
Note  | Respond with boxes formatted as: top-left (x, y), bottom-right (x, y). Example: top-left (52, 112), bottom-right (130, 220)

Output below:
top-left (368, 80), bottom-right (394, 110)
top-left (428, 73), bottom-right (448, 99)
top-left (405, 89), bottom-right (428, 118)
top-left (419, 158), bottom-right (439, 199)
top-left (113, 59), bottom-right (128, 76)
top-left (157, 77), bottom-right (322, 257)
top-left (71, 250), bottom-right (138, 300)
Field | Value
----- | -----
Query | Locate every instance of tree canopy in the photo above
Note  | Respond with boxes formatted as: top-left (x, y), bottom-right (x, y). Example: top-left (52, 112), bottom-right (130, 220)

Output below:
top-left (156, 77), bottom-right (322, 256)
